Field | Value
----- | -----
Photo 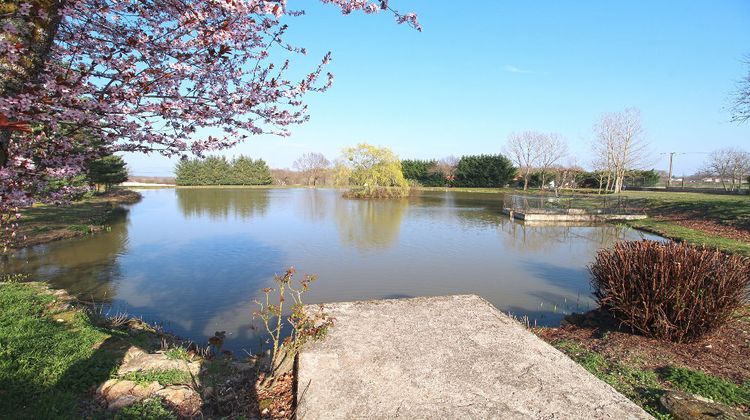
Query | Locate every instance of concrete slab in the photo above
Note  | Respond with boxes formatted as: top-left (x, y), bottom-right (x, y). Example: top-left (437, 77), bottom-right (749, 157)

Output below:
top-left (297, 295), bottom-right (651, 419)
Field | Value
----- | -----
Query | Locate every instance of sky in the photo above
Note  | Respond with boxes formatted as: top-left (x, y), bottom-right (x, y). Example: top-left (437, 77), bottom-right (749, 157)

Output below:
top-left (123, 0), bottom-right (750, 177)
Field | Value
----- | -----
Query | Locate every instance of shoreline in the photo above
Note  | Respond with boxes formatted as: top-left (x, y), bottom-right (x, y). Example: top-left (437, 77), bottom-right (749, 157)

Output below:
top-left (0, 280), bottom-right (288, 418)
top-left (12, 189), bottom-right (142, 250)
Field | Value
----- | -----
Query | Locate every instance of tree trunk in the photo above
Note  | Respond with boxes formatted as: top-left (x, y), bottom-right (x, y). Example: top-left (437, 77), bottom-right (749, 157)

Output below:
top-left (0, 1), bottom-right (66, 168)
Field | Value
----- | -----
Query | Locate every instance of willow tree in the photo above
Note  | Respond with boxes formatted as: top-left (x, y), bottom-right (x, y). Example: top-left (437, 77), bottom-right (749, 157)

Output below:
top-left (335, 143), bottom-right (409, 198)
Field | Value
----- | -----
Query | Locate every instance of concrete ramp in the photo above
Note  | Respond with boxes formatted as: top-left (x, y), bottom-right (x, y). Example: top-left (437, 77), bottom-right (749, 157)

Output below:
top-left (297, 295), bottom-right (650, 419)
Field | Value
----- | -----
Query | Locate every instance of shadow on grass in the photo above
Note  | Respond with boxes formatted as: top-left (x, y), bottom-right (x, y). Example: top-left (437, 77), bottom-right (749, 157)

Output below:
top-left (0, 331), bottom-right (129, 418)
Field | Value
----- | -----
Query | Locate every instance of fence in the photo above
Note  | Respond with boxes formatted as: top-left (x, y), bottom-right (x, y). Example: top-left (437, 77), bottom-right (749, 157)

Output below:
top-left (502, 194), bottom-right (644, 215)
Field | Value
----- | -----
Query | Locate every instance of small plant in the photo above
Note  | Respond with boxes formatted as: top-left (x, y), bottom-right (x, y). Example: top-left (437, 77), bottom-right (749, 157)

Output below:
top-left (0, 273), bottom-right (28, 283)
top-left (165, 347), bottom-right (192, 361)
top-left (590, 240), bottom-right (750, 343)
top-left (253, 267), bottom-right (333, 376)
top-left (660, 366), bottom-right (750, 407)
top-left (120, 369), bottom-right (191, 386)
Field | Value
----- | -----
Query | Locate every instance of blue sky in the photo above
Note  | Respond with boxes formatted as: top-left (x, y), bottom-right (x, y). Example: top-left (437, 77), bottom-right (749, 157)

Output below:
top-left (124, 0), bottom-right (750, 177)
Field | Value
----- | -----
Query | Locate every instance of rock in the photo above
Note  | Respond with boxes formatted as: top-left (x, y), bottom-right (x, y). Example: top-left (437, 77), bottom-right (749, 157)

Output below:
top-left (104, 380), bottom-right (137, 400)
top-left (96, 379), bottom-right (119, 396)
top-left (131, 381), bottom-right (163, 398)
top-left (660, 390), bottom-right (748, 420)
top-left (118, 346), bottom-right (201, 377)
top-left (108, 394), bottom-right (140, 410)
top-left (155, 385), bottom-right (201, 416)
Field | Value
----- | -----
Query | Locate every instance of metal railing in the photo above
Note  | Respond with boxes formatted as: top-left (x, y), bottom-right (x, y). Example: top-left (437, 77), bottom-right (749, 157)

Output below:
top-left (503, 194), bottom-right (643, 215)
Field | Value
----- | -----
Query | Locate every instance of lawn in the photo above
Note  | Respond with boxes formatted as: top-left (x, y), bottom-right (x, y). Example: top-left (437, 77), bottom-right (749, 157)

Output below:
top-left (0, 281), bottom-right (128, 418)
top-left (618, 190), bottom-right (750, 255)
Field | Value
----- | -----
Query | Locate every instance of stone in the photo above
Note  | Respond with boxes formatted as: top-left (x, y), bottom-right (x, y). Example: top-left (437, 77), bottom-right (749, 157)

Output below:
top-left (108, 395), bottom-right (140, 410)
top-left (155, 385), bottom-right (201, 416)
top-left (103, 380), bottom-right (136, 400)
top-left (96, 379), bottom-right (119, 396)
top-left (118, 346), bottom-right (201, 377)
top-left (297, 295), bottom-right (651, 419)
top-left (130, 381), bottom-right (163, 398)
top-left (660, 390), bottom-right (748, 420)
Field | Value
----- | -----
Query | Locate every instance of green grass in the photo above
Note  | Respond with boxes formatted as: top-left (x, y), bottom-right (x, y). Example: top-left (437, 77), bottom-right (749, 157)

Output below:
top-left (112, 398), bottom-right (176, 420)
top-left (164, 346), bottom-right (192, 361)
top-left (625, 218), bottom-right (750, 256)
top-left (67, 224), bottom-right (92, 234)
top-left (0, 282), bottom-right (121, 418)
top-left (119, 369), bottom-right (191, 386)
top-left (553, 340), bottom-right (670, 418)
top-left (553, 340), bottom-right (750, 417)
top-left (660, 366), bottom-right (750, 407)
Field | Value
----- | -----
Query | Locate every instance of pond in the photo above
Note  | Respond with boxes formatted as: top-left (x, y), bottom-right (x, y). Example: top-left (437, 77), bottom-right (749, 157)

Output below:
top-left (3, 188), bottom-right (661, 353)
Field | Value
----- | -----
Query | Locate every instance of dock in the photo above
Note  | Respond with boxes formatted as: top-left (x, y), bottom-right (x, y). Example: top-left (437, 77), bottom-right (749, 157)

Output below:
top-left (297, 295), bottom-right (650, 419)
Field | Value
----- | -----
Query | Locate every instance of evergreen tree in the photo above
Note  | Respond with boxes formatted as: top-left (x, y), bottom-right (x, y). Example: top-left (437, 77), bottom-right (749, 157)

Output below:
top-left (453, 154), bottom-right (516, 188)
top-left (85, 155), bottom-right (128, 191)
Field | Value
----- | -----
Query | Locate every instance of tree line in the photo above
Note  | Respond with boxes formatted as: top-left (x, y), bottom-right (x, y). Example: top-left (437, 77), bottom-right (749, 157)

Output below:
top-left (175, 156), bottom-right (272, 186)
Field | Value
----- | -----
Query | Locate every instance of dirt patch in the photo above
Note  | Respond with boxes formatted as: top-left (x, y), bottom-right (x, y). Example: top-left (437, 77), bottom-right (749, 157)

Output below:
top-left (537, 309), bottom-right (750, 385)
top-left (199, 361), bottom-right (294, 419)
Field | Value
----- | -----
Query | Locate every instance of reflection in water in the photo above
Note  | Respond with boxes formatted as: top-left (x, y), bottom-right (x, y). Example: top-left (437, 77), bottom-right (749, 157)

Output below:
top-left (177, 188), bottom-right (270, 220)
top-left (4, 208), bottom-right (129, 301)
top-left (3, 188), bottom-right (664, 353)
top-left (334, 197), bottom-right (407, 251)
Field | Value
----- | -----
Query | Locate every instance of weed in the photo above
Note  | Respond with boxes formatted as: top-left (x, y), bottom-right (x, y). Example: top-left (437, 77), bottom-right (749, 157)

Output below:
top-left (553, 340), bottom-right (670, 418)
top-left (253, 267), bottom-right (333, 377)
top-left (112, 398), bottom-right (175, 419)
top-left (165, 347), bottom-right (192, 361)
top-left (68, 224), bottom-right (92, 233)
top-left (660, 366), bottom-right (750, 407)
top-left (119, 369), bottom-right (190, 386)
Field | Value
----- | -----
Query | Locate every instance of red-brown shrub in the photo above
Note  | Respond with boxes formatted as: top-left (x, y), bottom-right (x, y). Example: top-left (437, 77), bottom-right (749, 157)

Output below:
top-left (590, 240), bottom-right (750, 343)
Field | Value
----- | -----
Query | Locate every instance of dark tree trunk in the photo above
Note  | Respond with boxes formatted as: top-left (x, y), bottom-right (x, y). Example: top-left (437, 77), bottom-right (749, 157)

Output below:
top-left (0, 1), bottom-right (67, 168)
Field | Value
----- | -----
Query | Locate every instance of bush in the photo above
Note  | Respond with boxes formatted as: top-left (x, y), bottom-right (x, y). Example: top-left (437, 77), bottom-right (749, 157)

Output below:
top-left (590, 240), bottom-right (750, 343)
top-left (452, 154), bottom-right (516, 188)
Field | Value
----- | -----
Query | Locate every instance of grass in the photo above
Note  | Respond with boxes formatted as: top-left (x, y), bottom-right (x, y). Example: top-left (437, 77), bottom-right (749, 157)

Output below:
top-left (0, 282), bottom-right (119, 418)
top-left (164, 346), bottom-right (192, 361)
top-left (119, 369), bottom-right (191, 386)
top-left (553, 340), bottom-right (670, 418)
top-left (16, 189), bottom-right (141, 249)
top-left (113, 398), bottom-right (176, 420)
top-left (661, 366), bottom-right (750, 407)
top-left (0, 281), bottom-right (175, 418)
top-left (552, 340), bottom-right (750, 418)
top-left (625, 218), bottom-right (750, 255)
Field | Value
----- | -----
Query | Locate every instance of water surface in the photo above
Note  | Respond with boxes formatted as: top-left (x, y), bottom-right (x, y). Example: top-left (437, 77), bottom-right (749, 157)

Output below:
top-left (4, 188), bottom-right (660, 352)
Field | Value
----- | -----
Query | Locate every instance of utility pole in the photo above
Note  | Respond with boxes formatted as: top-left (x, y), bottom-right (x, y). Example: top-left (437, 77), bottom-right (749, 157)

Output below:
top-left (666, 152), bottom-right (675, 188)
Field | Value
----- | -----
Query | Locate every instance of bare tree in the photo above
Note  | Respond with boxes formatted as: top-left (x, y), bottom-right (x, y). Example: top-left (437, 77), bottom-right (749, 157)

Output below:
top-left (592, 108), bottom-right (649, 193)
top-left (703, 148), bottom-right (750, 191)
top-left (505, 131), bottom-right (543, 190)
top-left (730, 57), bottom-right (750, 123)
top-left (537, 134), bottom-right (568, 189)
top-left (434, 155), bottom-right (459, 183)
top-left (292, 152), bottom-right (331, 186)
